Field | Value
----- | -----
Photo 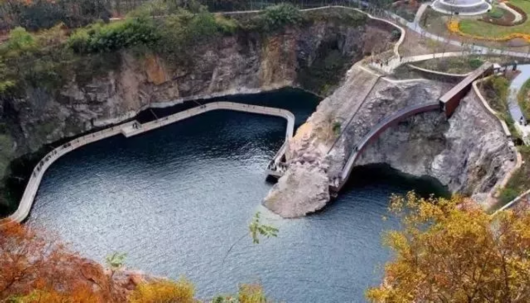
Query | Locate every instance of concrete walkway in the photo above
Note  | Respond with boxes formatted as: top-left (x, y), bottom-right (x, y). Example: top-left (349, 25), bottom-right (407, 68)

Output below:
top-left (2, 102), bottom-right (294, 224)
top-left (414, 3), bottom-right (429, 24)
top-left (499, 2), bottom-right (523, 24)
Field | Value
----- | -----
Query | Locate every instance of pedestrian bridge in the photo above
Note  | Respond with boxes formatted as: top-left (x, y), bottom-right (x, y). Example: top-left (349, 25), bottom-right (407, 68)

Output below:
top-left (330, 102), bottom-right (441, 191)
top-left (266, 63), bottom-right (494, 193)
top-left (439, 62), bottom-right (494, 117)
top-left (2, 101), bottom-right (294, 224)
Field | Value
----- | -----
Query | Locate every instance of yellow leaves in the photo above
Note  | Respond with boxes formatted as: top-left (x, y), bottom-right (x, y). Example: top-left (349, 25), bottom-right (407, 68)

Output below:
top-left (237, 284), bottom-right (268, 303)
top-left (128, 279), bottom-right (195, 303)
top-left (368, 191), bottom-right (530, 302)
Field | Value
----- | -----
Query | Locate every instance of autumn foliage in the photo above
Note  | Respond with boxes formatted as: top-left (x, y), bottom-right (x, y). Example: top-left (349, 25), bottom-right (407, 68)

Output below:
top-left (0, 221), bottom-right (273, 302)
top-left (0, 221), bottom-right (120, 302)
top-left (128, 279), bottom-right (195, 303)
top-left (367, 192), bottom-right (530, 302)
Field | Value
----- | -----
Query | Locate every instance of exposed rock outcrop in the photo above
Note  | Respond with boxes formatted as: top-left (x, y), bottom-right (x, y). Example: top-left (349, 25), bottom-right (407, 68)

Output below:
top-left (265, 71), bottom-right (516, 218)
top-left (0, 14), bottom-right (395, 211)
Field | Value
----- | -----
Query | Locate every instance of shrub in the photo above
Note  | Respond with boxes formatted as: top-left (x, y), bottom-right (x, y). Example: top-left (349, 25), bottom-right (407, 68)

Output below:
top-left (2, 27), bottom-right (37, 56)
top-left (212, 284), bottom-right (268, 303)
top-left (238, 284), bottom-right (268, 303)
top-left (68, 17), bottom-right (159, 53)
top-left (255, 4), bottom-right (302, 32)
top-left (332, 121), bottom-right (342, 135)
top-left (128, 279), bottom-right (195, 303)
top-left (215, 15), bottom-right (239, 35)
top-left (468, 57), bottom-right (484, 69)
top-left (518, 77), bottom-right (530, 119)
top-left (499, 187), bottom-right (519, 204)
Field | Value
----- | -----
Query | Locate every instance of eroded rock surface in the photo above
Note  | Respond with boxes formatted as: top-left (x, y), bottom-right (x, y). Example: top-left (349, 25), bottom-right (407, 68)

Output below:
top-left (265, 72), bottom-right (516, 218)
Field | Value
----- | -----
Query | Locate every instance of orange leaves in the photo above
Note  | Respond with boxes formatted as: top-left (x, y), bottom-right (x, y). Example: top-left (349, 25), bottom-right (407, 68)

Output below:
top-left (0, 221), bottom-right (117, 302)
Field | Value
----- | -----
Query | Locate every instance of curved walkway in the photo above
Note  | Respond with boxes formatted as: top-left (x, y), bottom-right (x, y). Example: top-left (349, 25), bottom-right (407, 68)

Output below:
top-left (3, 102), bottom-right (294, 224)
top-left (333, 101), bottom-right (441, 190)
top-left (499, 2), bottom-right (524, 24)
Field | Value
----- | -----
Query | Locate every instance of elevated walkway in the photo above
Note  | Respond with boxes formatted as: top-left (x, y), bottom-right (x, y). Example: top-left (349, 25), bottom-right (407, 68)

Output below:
top-left (439, 62), bottom-right (494, 117)
top-left (3, 102), bottom-right (294, 224)
top-left (331, 102), bottom-right (441, 191)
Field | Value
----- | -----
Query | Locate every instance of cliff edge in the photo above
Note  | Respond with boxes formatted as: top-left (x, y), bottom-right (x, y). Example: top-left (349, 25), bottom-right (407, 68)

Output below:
top-left (264, 70), bottom-right (516, 218)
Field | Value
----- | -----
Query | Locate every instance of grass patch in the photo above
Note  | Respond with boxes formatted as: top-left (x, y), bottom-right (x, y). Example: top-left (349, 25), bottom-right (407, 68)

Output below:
top-left (499, 146), bottom-right (530, 205)
top-left (518, 77), bottom-right (530, 119)
top-left (414, 56), bottom-right (484, 74)
top-left (459, 0), bottom-right (530, 38)
top-left (487, 7), bottom-right (505, 19)
top-left (479, 75), bottom-right (521, 140)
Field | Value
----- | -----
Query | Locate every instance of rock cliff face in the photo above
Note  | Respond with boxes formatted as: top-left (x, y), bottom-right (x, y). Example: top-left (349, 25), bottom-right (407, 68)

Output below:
top-left (0, 14), bottom-right (394, 211)
top-left (3, 21), bottom-right (392, 156)
top-left (264, 71), bottom-right (517, 218)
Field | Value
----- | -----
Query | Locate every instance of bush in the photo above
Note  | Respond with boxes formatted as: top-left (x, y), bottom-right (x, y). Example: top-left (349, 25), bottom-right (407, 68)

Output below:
top-left (155, 10), bottom-right (239, 65)
top-left (468, 57), bottom-right (484, 69)
top-left (68, 17), bottom-right (159, 53)
top-left (212, 284), bottom-right (268, 303)
top-left (518, 77), bottom-right (530, 119)
top-left (2, 27), bottom-right (37, 56)
top-left (128, 279), bottom-right (195, 303)
top-left (487, 75), bottom-right (510, 112)
top-left (255, 4), bottom-right (302, 32)
top-left (499, 187), bottom-right (519, 204)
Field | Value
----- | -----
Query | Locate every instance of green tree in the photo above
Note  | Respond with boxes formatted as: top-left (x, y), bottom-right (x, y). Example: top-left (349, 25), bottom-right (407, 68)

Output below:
top-left (249, 212), bottom-right (278, 244)
top-left (367, 192), bottom-right (530, 302)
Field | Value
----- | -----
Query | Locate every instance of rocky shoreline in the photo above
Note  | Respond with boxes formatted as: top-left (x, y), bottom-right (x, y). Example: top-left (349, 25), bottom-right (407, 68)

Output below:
top-left (264, 70), bottom-right (517, 218)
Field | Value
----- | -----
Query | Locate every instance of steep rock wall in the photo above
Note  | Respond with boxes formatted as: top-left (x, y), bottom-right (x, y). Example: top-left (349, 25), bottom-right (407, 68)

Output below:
top-left (0, 17), bottom-right (394, 211)
top-left (264, 74), bottom-right (516, 218)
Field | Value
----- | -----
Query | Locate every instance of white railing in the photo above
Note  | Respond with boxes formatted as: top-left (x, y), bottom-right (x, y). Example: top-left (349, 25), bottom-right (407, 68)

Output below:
top-left (2, 102), bottom-right (294, 224)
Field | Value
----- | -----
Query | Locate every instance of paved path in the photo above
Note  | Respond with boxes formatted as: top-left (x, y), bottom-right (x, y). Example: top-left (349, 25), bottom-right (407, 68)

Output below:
top-left (508, 64), bottom-right (530, 124)
top-left (414, 3), bottom-right (429, 24)
top-left (499, 2), bottom-right (523, 24)
top-left (2, 102), bottom-right (294, 224)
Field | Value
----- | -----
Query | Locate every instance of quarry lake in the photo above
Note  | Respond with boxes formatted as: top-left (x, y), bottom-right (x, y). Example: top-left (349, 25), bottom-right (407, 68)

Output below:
top-left (28, 89), bottom-right (442, 302)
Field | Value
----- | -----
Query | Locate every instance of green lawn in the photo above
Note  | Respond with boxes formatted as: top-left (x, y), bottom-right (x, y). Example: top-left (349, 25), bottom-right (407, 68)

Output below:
top-left (459, 0), bottom-right (530, 38)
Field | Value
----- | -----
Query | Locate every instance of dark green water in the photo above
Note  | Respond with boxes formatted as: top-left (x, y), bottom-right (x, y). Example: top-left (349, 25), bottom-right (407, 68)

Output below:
top-left (27, 89), bottom-right (443, 302)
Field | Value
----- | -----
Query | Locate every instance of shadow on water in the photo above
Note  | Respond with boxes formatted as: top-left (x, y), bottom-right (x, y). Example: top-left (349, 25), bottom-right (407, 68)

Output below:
top-left (1, 87), bottom-right (320, 217)
top-left (344, 163), bottom-right (450, 198)
top-left (308, 163), bottom-right (450, 218)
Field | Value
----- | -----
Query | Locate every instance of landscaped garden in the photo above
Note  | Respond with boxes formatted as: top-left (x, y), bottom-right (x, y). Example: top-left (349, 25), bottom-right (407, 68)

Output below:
top-left (454, 0), bottom-right (530, 42)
